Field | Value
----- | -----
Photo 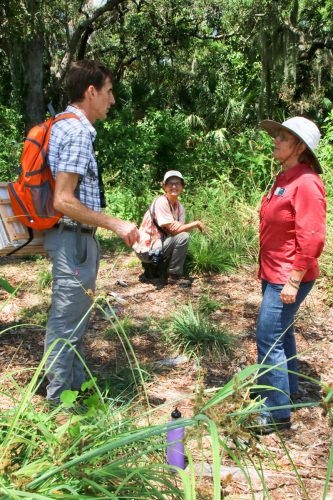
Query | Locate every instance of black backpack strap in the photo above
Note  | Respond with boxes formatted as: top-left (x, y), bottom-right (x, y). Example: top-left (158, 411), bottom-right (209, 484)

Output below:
top-left (89, 152), bottom-right (106, 209)
top-left (97, 166), bottom-right (106, 208)
top-left (6, 227), bottom-right (34, 256)
top-left (47, 102), bottom-right (56, 118)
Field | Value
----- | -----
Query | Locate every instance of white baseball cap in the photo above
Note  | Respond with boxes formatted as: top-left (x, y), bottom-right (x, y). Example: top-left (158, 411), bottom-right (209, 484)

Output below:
top-left (163, 170), bottom-right (184, 183)
top-left (261, 116), bottom-right (322, 173)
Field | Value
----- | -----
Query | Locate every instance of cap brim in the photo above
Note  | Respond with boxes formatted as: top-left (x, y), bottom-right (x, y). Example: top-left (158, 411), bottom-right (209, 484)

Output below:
top-left (163, 175), bottom-right (184, 183)
top-left (260, 120), bottom-right (323, 174)
top-left (260, 120), bottom-right (282, 137)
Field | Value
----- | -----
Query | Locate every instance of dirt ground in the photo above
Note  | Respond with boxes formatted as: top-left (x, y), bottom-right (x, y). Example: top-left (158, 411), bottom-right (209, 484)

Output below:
top-left (1, 244), bottom-right (333, 499)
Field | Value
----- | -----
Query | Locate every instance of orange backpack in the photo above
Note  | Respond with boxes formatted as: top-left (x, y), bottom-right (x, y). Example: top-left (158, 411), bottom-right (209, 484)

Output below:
top-left (7, 111), bottom-right (79, 231)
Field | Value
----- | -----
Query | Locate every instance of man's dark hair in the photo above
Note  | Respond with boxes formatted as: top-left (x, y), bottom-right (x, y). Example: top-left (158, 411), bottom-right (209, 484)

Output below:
top-left (65, 60), bottom-right (113, 103)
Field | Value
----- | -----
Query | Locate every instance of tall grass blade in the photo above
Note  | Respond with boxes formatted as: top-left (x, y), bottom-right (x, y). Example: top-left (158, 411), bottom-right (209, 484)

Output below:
top-left (275, 429), bottom-right (310, 500)
top-left (219, 438), bottom-right (255, 499)
top-left (196, 414), bottom-right (221, 500)
top-left (98, 297), bottom-right (151, 413)
top-left (323, 428), bottom-right (333, 500)
top-left (27, 418), bottom-right (196, 488)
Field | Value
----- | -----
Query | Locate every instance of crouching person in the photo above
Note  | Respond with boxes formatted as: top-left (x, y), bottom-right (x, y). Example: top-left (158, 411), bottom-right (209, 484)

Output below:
top-left (132, 170), bottom-right (206, 286)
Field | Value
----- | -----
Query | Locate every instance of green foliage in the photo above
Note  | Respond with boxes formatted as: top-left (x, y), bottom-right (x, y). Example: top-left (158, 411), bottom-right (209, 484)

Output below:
top-left (198, 292), bottom-right (221, 315)
top-left (37, 269), bottom-right (52, 290)
top-left (318, 110), bottom-right (333, 285)
top-left (166, 303), bottom-right (234, 355)
top-left (97, 109), bottom-right (194, 220)
top-left (98, 232), bottom-right (128, 252)
top-left (188, 233), bottom-right (235, 274)
top-left (60, 389), bottom-right (79, 407)
top-left (222, 129), bottom-right (274, 196)
top-left (106, 315), bottom-right (137, 338)
top-left (0, 277), bottom-right (15, 294)
top-left (185, 176), bottom-right (259, 273)
top-left (0, 105), bottom-right (23, 181)
top-left (19, 305), bottom-right (48, 326)
top-left (319, 110), bottom-right (333, 200)
top-left (105, 366), bottom-right (152, 400)
top-left (99, 112), bottom-right (273, 225)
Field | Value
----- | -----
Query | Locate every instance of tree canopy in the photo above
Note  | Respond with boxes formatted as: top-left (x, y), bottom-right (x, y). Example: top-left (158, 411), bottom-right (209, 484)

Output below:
top-left (0, 0), bottom-right (332, 131)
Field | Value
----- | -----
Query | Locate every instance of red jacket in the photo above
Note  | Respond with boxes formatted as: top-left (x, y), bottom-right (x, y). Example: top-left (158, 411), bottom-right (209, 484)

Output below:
top-left (259, 163), bottom-right (326, 283)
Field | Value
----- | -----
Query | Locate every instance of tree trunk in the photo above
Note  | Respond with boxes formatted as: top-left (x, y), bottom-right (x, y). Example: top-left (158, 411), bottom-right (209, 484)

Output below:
top-left (23, 37), bottom-right (44, 131)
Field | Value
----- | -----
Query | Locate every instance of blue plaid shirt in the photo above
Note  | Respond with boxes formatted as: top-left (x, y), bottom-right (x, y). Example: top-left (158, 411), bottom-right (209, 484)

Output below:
top-left (48, 105), bottom-right (101, 221)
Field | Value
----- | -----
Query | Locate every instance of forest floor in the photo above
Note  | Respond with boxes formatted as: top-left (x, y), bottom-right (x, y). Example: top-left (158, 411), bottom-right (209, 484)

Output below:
top-left (1, 243), bottom-right (333, 499)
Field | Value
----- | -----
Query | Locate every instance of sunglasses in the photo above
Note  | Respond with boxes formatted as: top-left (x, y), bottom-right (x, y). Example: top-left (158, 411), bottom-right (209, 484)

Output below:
top-left (166, 180), bottom-right (183, 187)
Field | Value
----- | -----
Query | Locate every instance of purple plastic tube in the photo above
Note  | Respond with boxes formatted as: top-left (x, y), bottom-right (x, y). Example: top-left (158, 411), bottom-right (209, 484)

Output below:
top-left (167, 408), bottom-right (185, 469)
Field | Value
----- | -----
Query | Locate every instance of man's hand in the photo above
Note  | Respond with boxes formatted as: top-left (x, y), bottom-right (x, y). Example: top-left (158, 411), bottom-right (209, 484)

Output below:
top-left (280, 281), bottom-right (298, 304)
top-left (113, 220), bottom-right (140, 247)
top-left (196, 221), bottom-right (206, 234)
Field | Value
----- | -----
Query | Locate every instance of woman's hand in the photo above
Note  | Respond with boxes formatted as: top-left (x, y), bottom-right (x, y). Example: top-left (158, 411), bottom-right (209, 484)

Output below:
top-left (196, 221), bottom-right (206, 234)
top-left (280, 281), bottom-right (298, 304)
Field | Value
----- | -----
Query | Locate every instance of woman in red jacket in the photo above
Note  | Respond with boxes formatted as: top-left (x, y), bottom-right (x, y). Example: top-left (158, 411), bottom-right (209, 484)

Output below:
top-left (253, 116), bottom-right (326, 434)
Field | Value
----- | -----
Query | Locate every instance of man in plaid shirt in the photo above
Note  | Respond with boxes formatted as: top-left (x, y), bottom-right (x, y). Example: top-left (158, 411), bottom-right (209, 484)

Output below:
top-left (44, 60), bottom-right (139, 405)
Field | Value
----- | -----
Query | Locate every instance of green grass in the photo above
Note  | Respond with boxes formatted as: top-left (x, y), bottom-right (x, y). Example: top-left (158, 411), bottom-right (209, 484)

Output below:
top-left (184, 178), bottom-right (259, 274)
top-left (188, 234), bottom-right (235, 274)
top-left (98, 232), bottom-right (130, 253)
top-left (0, 277), bottom-right (15, 293)
top-left (128, 256), bottom-right (140, 267)
top-left (165, 303), bottom-right (234, 356)
top-left (104, 365), bottom-right (153, 400)
top-left (1, 356), bottom-right (331, 499)
top-left (106, 315), bottom-right (137, 338)
top-left (0, 315), bottom-right (332, 499)
top-left (198, 292), bottom-right (221, 315)
top-left (19, 305), bottom-right (48, 326)
top-left (37, 269), bottom-right (52, 290)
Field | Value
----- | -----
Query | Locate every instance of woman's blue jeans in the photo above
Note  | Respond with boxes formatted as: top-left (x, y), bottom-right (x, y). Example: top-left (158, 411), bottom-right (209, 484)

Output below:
top-left (256, 279), bottom-right (314, 419)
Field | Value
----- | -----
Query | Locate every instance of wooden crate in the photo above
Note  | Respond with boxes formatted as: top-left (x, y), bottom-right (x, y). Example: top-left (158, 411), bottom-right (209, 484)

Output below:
top-left (0, 182), bottom-right (46, 256)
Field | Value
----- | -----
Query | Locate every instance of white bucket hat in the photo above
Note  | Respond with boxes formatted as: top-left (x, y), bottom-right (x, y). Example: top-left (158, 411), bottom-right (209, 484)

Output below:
top-left (163, 170), bottom-right (184, 183)
top-left (261, 116), bottom-right (322, 174)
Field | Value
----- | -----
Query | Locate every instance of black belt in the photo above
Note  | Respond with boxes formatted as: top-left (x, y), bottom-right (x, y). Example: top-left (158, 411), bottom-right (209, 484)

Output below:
top-left (54, 223), bottom-right (96, 236)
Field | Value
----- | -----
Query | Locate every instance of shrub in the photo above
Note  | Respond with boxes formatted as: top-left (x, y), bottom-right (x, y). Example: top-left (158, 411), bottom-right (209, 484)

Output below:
top-left (0, 105), bottom-right (23, 181)
top-left (96, 109), bottom-right (192, 221)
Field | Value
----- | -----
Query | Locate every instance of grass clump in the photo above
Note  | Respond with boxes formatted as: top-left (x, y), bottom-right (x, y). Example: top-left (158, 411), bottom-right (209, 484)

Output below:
top-left (166, 303), bottom-right (233, 356)
top-left (106, 315), bottom-right (137, 337)
top-left (198, 292), bottom-right (221, 315)
top-left (188, 234), bottom-right (235, 274)
top-left (104, 366), bottom-right (152, 400)
top-left (37, 269), bottom-right (52, 290)
top-left (19, 305), bottom-right (48, 326)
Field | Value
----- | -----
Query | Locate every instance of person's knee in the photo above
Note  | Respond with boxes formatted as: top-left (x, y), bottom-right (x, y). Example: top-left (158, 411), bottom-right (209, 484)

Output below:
top-left (175, 232), bottom-right (189, 245)
top-left (256, 316), bottom-right (280, 350)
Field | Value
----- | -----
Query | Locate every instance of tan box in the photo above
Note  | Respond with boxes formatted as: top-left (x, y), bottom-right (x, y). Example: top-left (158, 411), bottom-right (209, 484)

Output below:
top-left (0, 182), bottom-right (46, 256)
